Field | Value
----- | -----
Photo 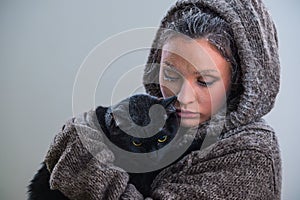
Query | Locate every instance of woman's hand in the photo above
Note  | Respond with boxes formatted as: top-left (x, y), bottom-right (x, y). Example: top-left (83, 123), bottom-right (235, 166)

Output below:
top-left (44, 114), bottom-right (132, 200)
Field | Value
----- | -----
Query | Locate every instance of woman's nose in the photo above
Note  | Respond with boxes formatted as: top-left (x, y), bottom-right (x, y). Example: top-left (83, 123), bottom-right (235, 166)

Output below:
top-left (177, 80), bottom-right (196, 105)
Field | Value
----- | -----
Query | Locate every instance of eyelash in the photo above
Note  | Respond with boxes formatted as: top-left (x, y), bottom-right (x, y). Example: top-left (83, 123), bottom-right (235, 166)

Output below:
top-left (197, 79), bottom-right (215, 87)
top-left (163, 74), bottom-right (179, 82)
top-left (163, 69), bottom-right (180, 81)
top-left (163, 69), bottom-right (215, 87)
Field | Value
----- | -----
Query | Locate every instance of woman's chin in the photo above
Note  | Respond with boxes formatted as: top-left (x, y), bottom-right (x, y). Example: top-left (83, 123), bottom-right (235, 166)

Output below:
top-left (179, 117), bottom-right (203, 127)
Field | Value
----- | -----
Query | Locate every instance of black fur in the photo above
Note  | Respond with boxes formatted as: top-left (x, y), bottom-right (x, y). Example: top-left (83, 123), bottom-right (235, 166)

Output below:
top-left (27, 163), bottom-right (68, 200)
top-left (95, 94), bottom-right (180, 197)
top-left (28, 94), bottom-right (201, 198)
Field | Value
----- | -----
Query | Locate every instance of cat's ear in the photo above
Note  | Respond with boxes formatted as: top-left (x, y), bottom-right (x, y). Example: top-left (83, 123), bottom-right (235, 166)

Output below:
top-left (161, 96), bottom-right (177, 109)
top-left (95, 106), bottom-right (108, 122)
top-left (95, 106), bottom-right (119, 133)
top-left (107, 111), bottom-right (117, 129)
top-left (95, 106), bottom-right (112, 133)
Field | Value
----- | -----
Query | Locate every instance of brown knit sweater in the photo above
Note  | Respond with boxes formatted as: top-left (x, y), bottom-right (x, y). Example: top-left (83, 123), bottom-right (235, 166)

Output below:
top-left (45, 111), bottom-right (281, 199)
top-left (43, 0), bottom-right (281, 199)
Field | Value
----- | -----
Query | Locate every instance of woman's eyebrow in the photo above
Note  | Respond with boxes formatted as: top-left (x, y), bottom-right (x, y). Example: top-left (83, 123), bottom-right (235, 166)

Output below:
top-left (163, 61), bottom-right (219, 76)
top-left (162, 61), bottom-right (180, 72)
top-left (193, 69), bottom-right (219, 76)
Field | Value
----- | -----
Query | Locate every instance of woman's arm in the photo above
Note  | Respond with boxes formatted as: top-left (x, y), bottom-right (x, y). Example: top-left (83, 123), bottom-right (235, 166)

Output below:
top-left (150, 149), bottom-right (279, 200)
top-left (43, 117), bottom-right (133, 200)
top-left (148, 128), bottom-right (281, 200)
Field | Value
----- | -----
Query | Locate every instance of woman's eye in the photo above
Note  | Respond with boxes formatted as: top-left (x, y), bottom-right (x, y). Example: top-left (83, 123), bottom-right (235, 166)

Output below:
top-left (132, 140), bottom-right (142, 147)
top-left (197, 77), bottom-right (216, 87)
top-left (157, 135), bottom-right (168, 143)
top-left (163, 69), bottom-right (180, 81)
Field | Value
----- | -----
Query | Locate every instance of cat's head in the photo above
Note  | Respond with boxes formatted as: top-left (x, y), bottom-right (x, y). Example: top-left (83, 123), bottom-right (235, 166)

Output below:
top-left (96, 94), bottom-right (179, 153)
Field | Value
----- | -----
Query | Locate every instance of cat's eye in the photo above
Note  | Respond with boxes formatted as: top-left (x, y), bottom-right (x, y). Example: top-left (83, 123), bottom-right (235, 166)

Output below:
top-left (157, 135), bottom-right (168, 143)
top-left (132, 140), bottom-right (142, 147)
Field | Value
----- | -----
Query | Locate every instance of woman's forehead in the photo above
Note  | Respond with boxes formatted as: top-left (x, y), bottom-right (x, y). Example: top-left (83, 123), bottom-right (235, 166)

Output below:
top-left (161, 37), bottom-right (230, 76)
top-left (161, 60), bottom-right (219, 77)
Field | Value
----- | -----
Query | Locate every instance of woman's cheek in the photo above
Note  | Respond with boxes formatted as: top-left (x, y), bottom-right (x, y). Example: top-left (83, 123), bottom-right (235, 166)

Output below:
top-left (208, 85), bottom-right (228, 114)
top-left (160, 80), bottom-right (180, 97)
top-left (161, 85), bottom-right (177, 99)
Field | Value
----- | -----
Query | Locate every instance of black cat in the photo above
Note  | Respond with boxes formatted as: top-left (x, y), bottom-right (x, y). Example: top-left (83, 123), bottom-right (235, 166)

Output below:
top-left (95, 94), bottom-right (179, 197)
top-left (28, 94), bottom-right (200, 199)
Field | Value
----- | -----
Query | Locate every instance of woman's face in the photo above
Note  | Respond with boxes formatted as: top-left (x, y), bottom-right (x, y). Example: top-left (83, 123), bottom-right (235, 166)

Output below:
top-left (159, 37), bottom-right (231, 127)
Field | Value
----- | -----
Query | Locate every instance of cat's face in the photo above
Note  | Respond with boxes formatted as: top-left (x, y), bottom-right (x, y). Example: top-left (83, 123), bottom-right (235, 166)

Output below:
top-left (103, 94), bottom-right (179, 154)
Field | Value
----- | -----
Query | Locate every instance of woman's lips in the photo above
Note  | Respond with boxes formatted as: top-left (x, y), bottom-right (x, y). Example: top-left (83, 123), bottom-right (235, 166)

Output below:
top-left (176, 109), bottom-right (200, 118)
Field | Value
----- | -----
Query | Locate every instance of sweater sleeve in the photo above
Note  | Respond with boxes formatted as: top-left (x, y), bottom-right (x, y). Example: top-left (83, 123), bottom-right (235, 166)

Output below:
top-left (149, 145), bottom-right (280, 200)
top-left (44, 118), bottom-right (133, 200)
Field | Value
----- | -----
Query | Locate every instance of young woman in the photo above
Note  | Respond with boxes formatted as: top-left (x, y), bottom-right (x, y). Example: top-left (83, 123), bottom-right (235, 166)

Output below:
top-left (29, 0), bottom-right (281, 199)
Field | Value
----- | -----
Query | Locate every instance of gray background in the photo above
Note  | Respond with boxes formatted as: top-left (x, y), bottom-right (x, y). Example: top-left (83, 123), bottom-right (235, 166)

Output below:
top-left (0, 0), bottom-right (299, 199)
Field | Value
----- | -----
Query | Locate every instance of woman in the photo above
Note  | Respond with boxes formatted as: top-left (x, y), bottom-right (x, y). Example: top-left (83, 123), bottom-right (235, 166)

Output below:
top-left (28, 0), bottom-right (281, 199)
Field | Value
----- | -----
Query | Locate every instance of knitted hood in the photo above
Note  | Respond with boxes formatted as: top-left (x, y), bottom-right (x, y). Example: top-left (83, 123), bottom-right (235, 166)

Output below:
top-left (143, 0), bottom-right (280, 131)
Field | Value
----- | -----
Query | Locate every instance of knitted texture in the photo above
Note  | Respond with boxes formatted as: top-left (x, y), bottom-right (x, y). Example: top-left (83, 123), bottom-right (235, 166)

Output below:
top-left (44, 111), bottom-right (281, 199)
top-left (41, 0), bottom-right (281, 199)
top-left (150, 120), bottom-right (281, 199)
top-left (44, 111), bottom-right (141, 200)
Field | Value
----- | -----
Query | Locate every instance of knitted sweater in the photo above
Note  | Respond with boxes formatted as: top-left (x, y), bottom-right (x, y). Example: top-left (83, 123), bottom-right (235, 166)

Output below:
top-left (44, 111), bottom-right (281, 200)
top-left (38, 0), bottom-right (281, 199)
